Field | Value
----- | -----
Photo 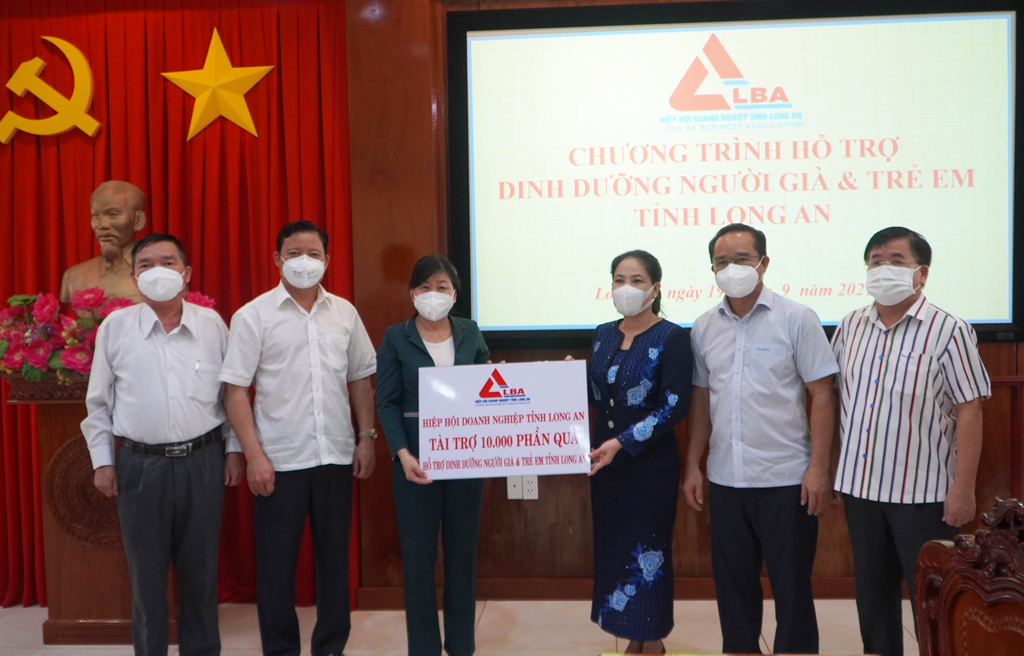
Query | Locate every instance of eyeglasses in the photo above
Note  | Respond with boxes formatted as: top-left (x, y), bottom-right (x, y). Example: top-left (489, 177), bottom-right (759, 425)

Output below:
top-left (712, 255), bottom-right (761, 271)
top-left (866, 259), bottom-right (918, 270)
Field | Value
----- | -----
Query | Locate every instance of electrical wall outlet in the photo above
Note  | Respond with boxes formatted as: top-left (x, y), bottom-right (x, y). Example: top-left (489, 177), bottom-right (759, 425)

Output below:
top-left (506, 476), bottom-right (523, 500)
top-left (523, 475), bottom-right (539, 500)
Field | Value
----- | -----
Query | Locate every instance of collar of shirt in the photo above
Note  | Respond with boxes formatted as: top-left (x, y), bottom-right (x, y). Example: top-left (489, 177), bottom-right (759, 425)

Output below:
top-left (139, 299), bottom-right (196, 339)
top-left (717, 285), bottom-right (774, 319)
top-left (402, 314), bottom-right (468, 355)
top-left (272, 280), bottom-right (331, 312)
top-left (867, 294), bottom-right (928, 331)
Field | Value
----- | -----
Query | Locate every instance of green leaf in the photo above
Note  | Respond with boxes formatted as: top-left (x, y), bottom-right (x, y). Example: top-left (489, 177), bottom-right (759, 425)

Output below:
top-left (78, 317), bottom-right (95, 331)
top-left (47, 351), bottom-right (64, 370)
top-left (0, 340), bottom-right (7, 357)
top-left (7, 294), bottom-right (37, 307)
top-left (21, 363), bottom-right (47, 381)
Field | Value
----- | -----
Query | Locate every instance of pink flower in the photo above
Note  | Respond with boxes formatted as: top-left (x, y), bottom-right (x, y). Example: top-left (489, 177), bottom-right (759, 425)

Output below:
top-left (60, 315), bottom-right (79, 333)
top-left (98, 297), bottom-right (133, 318)
top-left (47, 331), bottom-right (66, 348)
top-left (25, 340), bottom-right (53, 369)
top-left (60, 343), bottom-right (93, 374)
top-left (81, 325), bottom-right (98, 348)
top-left (0, 307), bottom-right (22, 326)
top-left (185, 292), bottom-right (217, 309)
top-left (3, 330), bottom-right (25, 344)
top-left (32, 293), bottom-right (60, 324)
top-left (3, 343), bottom-right (26, 370)
top-left (70, 288), bottom-right (108, 312)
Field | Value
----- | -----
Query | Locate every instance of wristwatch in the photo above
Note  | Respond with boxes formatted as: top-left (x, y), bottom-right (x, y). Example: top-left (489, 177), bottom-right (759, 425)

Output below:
top-left (358, 428), bottom-right (378, 440)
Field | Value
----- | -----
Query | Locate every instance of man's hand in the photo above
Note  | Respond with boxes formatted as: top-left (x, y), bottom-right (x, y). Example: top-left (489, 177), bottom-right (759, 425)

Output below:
top-left (247, 452), bottom-right (276, 497)
top-left (224, 452), bottom-right (245, 487)
top-left (353, 437), bottom-right (376, 480)
top-left (801, 465), bottom-right (832, 516)
top-left (682, 467), bottom-right (705, 511)
top-left (397, 449), bottom-right (431, 485)
top-left (588, 438), bottom-right (622, 476)
top-left (943, 484), bottom-right (976, 527)
top-left (94, 465), bottom-right (118, 497)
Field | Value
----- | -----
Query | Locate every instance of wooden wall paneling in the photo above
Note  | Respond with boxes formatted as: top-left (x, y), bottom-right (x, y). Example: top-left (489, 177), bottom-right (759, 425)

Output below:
top-left (346, 0), bottom-right (445, 600)
top-left (349, 0), bottom-right (1024, 607)
top-left (672, 424), bottom-right (712, 578)
top-left (981, 343), bottom-right (1016, 377)
top-left (480, 346), bottom-right (595, 585)
top-left (972, 385), bottom-right (1014, 532)
top-left (1013, 384), bottom-right (1023, 498)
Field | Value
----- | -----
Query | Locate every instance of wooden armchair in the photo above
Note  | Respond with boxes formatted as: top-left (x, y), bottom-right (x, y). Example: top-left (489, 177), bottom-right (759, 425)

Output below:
top-left (916, 498), bottom-right (1024, 656)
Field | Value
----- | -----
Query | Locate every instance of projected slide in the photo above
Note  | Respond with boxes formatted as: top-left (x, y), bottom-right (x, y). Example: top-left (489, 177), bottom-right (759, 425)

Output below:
top-left (465, 13), bottom-right (1014, 329)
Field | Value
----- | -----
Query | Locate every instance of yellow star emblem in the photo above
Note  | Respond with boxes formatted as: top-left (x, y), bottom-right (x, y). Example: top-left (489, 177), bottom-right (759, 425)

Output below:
top-left (161, 28), bottom-right (273, 140)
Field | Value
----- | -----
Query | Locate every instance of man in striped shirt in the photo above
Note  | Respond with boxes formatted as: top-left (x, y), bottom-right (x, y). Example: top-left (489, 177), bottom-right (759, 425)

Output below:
top-left (832, 226), bottom-right (990, 656)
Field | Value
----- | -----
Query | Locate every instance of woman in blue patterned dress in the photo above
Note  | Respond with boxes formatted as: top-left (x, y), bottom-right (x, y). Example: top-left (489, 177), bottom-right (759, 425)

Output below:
top-left (587, 250), bottom-right (693, 653)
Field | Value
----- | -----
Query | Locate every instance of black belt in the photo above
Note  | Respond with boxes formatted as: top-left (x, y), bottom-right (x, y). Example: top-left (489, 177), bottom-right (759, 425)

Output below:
top-left (118, 426), bottom-right (222, 457)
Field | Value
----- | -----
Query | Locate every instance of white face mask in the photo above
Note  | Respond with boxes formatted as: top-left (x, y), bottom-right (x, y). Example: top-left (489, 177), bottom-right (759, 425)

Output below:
top-left (136, 267), bottom-right (184, 302)
top-left (867, 265), bottom-right (921, 306)
top-left (282, 255), bottom-right (325, 289)
top-left (612, 284), bottom-right (657, 317)
top-left (715, 259), bottom-right (763, 298)
top-left (414, 291), bottom-right (455, 322)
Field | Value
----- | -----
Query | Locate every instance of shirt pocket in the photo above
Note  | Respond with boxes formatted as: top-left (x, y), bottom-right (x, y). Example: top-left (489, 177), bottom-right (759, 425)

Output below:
top-left (325, 333), bottom-right (351, 377)
top-left (887, 351), bottom-right (939, 400)
top-left (188, 362), bottom-right (223, 403)
top-left (749, 345), bottom-right (792, 385)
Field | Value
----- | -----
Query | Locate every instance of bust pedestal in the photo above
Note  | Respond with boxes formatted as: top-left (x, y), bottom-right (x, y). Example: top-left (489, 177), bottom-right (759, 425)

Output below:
top-left (6, 377), bottom-right (177, 645)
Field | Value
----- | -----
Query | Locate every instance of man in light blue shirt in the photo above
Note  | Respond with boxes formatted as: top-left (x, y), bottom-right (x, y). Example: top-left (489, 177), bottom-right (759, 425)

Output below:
top-left (684, 224), bottom-right (838, 655)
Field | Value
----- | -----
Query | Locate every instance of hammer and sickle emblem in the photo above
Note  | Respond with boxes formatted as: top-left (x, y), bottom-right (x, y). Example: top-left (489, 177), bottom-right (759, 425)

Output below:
top-left (0, 37), bottom-right (101, 144)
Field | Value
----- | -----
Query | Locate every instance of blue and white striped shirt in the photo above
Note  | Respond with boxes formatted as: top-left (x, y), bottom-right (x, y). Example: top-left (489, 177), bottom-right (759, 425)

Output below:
top-left (692, 287), bottom-right (839, 488)
top-left (831, 296), bottom-right (990, 503)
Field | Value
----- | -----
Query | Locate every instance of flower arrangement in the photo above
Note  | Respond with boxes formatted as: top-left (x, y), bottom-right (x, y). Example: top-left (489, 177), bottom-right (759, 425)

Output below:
top-left (0, 288), bottom-right (131, 383)
top-left (184, 291), bottom-right (216, 309)
top-left (0, 288), bottom-right (217, 385)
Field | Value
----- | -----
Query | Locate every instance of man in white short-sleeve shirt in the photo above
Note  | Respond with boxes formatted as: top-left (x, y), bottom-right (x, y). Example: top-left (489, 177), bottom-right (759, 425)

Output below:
top-left (832, 227), bottom-right (990, 656)
top-left (220, 220), bottom-right (377, 656)
top-left (83, 233), bottom-right (244, 656)
top-left (684, 224), bottom-right (838, 656)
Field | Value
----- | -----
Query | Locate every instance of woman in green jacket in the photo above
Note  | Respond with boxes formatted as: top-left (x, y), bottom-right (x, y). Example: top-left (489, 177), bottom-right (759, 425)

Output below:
top-left (375, 255), bottom-right (490, 656)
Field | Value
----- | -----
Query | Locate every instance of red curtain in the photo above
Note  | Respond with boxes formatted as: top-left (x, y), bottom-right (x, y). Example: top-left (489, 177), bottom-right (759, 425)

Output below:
top-left (0, 0), bottom-right (355, 607)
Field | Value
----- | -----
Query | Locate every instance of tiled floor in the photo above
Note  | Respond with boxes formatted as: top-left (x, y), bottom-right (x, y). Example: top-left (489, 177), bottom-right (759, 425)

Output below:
top-left (0, 599), bottom-right (919, 655)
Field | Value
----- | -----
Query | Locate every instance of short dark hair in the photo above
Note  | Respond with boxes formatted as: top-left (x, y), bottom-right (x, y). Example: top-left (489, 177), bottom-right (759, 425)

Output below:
top-left (276, 220), bottom-right (329, 253)
top-left (708, 224), bottom-right (767, 261)
top-left (131, 233), bottom-right (188, 266)
top-left (610, 250), bottom-right (663, 316)
top-left (863, 227), bottom-right (932, 266)
top-left (409, 255), bottom-right (461, 294)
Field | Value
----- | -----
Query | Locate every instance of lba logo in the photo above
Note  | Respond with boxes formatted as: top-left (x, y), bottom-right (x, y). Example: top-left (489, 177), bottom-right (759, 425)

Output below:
top-left (669, 34), bottom-right (791, 111)
top-left (476, 369), bottom-right (530, 405)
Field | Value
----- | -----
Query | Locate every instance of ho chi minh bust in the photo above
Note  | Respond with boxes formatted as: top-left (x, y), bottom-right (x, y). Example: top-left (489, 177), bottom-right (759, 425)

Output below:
top-left (59, 181), bottom-right (147, 305)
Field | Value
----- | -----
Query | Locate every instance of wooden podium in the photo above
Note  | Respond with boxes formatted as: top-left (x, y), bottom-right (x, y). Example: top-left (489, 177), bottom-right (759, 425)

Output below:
top-left (8, 377), bottom-right (177, 645)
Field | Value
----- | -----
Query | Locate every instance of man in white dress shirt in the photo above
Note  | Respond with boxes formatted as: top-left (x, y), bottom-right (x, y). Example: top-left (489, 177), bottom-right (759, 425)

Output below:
top-left (83, 233), bottom-right (244, 656)
top-left (832, 227), bottom-right (990, 656)
top-left (684, 224), bottom-right (838, 655)
top-left (220, 220), bottom-right (377, 656)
